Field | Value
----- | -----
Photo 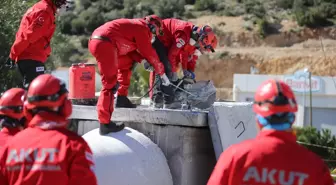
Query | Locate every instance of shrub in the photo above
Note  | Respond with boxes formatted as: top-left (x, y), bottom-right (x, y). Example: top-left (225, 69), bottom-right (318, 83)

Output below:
top-left (185, 0), bottom-right (196, 5)
top-left (294, 7), bottom-right (333, 28)
top-left (243, 0), bottom-right (266, 18)
top-left (80, 0), bottom-right (91, 10)
top-left (194, 0), bottom-right (216, 12)
top-left (123, 1), bottom-right (155, 18)
top-left (295, 126), bottom-right (336, 168)
top-left (58, 12), bottom-right (76, 35)
top-left (103, 10), bottom-right (124, 21)
top-left (156, 0), bottom-right (186, 19)
top-left (80, 36), bottom-right (89, 48)
top-left (276, 0), bottom-right (295, 9)
top-left (256, 18), bottom-right (269, 38)
top-left (98, 0), bottom-right (124, 12)
top-left (71, 18), bottom-right (85, 35)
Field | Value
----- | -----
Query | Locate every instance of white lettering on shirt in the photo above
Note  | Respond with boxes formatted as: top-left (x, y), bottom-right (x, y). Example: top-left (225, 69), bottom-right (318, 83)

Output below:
top-left (243, 166), bottom-right (309, 185)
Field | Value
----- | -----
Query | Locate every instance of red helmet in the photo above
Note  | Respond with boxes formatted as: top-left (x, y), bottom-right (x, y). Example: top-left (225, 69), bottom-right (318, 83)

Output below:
top-left (24, 74), bottom-right (72, 120)
top-left (253, 79), bottom-right (298, 117)
top-left (193, 25), bottom-right (217, 53)
top-left (144, 15), bottom-right (164, 36)
top-left (0, 88), bottom-right (26, 120)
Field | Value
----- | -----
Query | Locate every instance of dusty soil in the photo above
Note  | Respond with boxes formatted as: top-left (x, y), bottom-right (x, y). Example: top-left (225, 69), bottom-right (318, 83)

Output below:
top-left (192, 16), bottom-right (336, 100)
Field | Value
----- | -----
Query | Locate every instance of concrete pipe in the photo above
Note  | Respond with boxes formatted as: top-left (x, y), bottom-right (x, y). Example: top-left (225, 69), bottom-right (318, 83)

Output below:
top-left (82, 127), bottom-right (173, 185)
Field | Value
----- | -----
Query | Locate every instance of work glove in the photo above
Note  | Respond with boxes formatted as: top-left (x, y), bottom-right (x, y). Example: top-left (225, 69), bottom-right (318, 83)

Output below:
top-left (143, 60), bottom-right (154, 72)
top-left (160, 73), bottom-right (170, 86)
top-left (171, 72), bottom-right (179, 82)
top-left (183, 70), bottom-right (195, 79)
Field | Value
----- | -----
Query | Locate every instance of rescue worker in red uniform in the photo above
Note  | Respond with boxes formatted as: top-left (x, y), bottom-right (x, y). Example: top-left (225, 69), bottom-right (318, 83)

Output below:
top-left (207, 79), bottom-right (334, 185)
top-left (88, 15), bottom-right (169, 135)
top-left (0, 74), bottom-right (98, 185)
top-left (0, 88), bottom-right (26, 148)
top-left (8, 0), bottom-right (68, 89)
top-left (145, 18), bottom-right (218, 109)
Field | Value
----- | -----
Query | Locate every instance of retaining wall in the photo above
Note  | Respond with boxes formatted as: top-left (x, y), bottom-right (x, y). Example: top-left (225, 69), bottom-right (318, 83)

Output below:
top-left (70, 105), bottom-right (216, 185)
top-left (69, 102), bottom-right (262, 185)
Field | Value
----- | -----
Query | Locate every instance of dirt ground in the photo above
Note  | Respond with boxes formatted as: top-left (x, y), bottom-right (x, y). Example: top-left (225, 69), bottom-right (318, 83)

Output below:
top-left (192, 16), bottom-right (336, 100)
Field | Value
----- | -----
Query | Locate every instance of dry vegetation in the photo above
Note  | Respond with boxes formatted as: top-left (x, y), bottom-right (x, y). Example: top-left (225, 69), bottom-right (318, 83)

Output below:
top-left (192, 16), bottom-right (336, 100)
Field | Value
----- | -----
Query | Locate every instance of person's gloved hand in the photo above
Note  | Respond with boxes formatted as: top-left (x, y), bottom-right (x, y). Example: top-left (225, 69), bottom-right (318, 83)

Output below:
top-left (171, 72), bottom-right (178, 82)
top-left (143, 60), bottom-right (154, 72)
top-left (160, 73), bottom-right (170, 86)
top-left (183, 70), bottom-right (195, 79)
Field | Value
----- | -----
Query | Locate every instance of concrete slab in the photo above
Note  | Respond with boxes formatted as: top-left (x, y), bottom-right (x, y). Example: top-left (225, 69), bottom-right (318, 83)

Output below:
top-left (71, 105), bottom-right (208, 127)
top-left (208, 102), bottom-right (258, 159)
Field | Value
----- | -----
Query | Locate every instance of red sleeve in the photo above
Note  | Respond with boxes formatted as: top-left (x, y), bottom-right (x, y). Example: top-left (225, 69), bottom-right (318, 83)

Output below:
top-left (128, 50), bottom-right (144, 63)
top-left (187, 55), bottom-right (198, 72)
top-left (207, 147), bottom-right (235, 185)
top-left (135, 31), bottom-right (164, 75)
top-left (168, 31), bottom-right (188, 72)
top-left (0, 146), bottom-right (8, 185)
top-left (10, 10), bottom-right (52, 61)
top-left (69, 141), bottom-right (97, 185)
top-left (179, 50), bottom-right (189, 70)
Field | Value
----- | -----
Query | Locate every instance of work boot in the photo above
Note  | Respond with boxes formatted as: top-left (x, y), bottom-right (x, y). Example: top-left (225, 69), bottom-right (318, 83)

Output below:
top-left (99, 122), bottom-right (125, 135)
top-left (116, 95), bottom-right (137, 108)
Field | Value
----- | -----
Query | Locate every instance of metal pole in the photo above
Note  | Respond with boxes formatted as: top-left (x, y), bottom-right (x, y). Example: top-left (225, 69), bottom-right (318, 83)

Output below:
top-left (309, 72), bottom-right (313, 127)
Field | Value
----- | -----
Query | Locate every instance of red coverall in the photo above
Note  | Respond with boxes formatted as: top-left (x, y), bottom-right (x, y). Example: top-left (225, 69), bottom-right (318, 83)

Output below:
top-left (157, 18), bottom-right (195, 73)
top-left (207, 130), bottom-right (334, 185)
top-left (88, 18), bottom-right (164, 124)
top-left (9, 0), bottom-right (56, 62)
top-left (0, 128), bottom-right (20, 149)
top-left (0, 112), bottom-right (97, 185)
top-left (117, 50), bottom-right (145, 96)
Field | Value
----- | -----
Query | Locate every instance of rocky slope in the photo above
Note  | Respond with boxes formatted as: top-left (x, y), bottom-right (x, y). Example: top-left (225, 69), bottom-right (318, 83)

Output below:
top-left (192, 16), bottom-right (336, 100)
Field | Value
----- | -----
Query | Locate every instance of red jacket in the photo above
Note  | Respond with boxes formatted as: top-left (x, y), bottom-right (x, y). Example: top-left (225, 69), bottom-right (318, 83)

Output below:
top-left (0, 127), bottom-right (20, 149)
top-left (207, 130), bottom-right (334, 185)
top-left (92, 18), bottom-right (164, 75)
top-left (177, 44), bottom-right (197, 72)
top-left (157, 19), bottom-right (194, 72)
top-left (10, 0), bottom-right (56, 63)
top-left (0, 112), bottom-right (97, 185)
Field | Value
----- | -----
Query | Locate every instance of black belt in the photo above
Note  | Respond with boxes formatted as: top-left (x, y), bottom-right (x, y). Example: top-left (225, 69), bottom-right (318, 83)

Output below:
top-left (90, 35), bottom-right (111, 42)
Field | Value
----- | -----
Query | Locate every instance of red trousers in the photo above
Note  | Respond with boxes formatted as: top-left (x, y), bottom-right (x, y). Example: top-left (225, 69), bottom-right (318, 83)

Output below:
top-left (88, 39), bottom-right (118, 124)
top-left (117, 55), bottom-right (135, 96)
top-left (88, 39), bottom-right (138, 123)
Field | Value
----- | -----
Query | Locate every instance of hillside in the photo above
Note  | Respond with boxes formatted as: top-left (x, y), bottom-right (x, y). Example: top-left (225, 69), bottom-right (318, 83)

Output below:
top-left (191, 16), bottom-right (336, 100)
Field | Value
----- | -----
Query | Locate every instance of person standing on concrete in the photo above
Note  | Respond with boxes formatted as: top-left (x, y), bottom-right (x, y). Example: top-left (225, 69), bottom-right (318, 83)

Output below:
top-left (88, 15), bottom-right (169, 135)
top-left (8, 0), bottom-right (68, 89)
top-left (145, 18), bottom-right (218, 109)
top-left (207, 79), bottom-right (334, 185)
top-left (0, 88), bottom-right (26, 148)
top-left (0, 74), bottom-right (97, 185)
